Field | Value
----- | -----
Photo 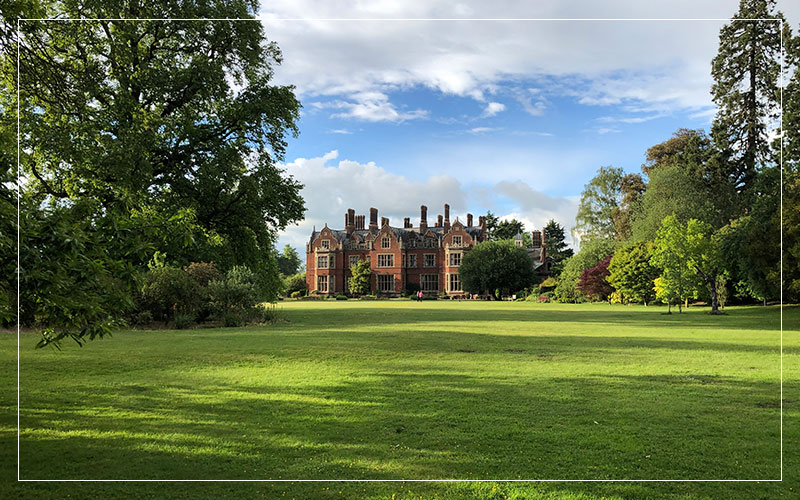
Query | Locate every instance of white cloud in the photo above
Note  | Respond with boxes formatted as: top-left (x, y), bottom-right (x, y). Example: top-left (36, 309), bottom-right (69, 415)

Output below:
top-left (277, 151), bottom-right (467, 250)
top-left (328, 128), bottom-right (353, 134)
top-left (482, 101), bottom-right (506, 117)
top-left (312, 91), bottom-right (428, 122)
top-left (255, 1), bottom-right (800, 119)
top-left (468, 126), bottom-right (500, 134)
top-left (276, 151), bottom-right (580, 251)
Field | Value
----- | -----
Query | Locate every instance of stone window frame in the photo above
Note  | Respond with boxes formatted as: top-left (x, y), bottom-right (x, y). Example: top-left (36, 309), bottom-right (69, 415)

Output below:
top-left (421, 274), bottom-right (438, 292)
top-left (317, 275), bottom-right (328, 293)
top-left (424, 253), bottom-right (436, 267)
top-left (349, 255), bottom-right (360, 269)
top-left (448, 252), bottom-right (462, 267)
top-left (321, 239), bottom-right (330, 249)
top-left (317, 255), bottom-right (329, 269)
top-left (377, 253), bottom-right (394, 268)
top-left (448, 273), bottom-right (462, 292)
top-left (381, 236), bottom-right (391, 249)
top-left (376, 274), bottom-right (394, 292)
top-left (452, 235), bottom-right (462, 246)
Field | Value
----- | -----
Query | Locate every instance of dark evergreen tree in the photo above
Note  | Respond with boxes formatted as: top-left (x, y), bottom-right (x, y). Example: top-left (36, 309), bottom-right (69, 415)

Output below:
top-left (543, 219), bottom-right (574, 276)
top-left (711, 0), bottom-right (787, 193)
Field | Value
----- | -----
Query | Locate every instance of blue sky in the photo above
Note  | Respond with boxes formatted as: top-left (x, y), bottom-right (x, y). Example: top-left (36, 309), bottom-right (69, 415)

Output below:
top-left (256, 1), bottom-right (798, 254)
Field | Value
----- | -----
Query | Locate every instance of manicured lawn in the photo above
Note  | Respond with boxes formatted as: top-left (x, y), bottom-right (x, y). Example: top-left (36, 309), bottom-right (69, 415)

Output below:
top-left (1, 301), bottom-right (797, 499)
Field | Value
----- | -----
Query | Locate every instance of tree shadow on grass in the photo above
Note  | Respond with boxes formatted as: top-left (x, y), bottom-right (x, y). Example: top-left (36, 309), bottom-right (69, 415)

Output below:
top-left (19, 366), bottom-right (784, 481)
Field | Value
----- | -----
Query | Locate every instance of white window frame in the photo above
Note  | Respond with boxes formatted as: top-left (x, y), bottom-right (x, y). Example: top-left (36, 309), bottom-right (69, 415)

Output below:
top-left (317, 255), bottom-right (329, 269)
top-left (349, 255), bottom-right (360, 268)
top-left (381, 236), bottom-right (391, 249)
top-left (377, 254), bottom-right (394, 268)
top-left (452, 236), bottom-right (462, 246)
top-left (321, 239), bottom-right (330, 249)
top-left (449, 252), bottom-right (462, 267)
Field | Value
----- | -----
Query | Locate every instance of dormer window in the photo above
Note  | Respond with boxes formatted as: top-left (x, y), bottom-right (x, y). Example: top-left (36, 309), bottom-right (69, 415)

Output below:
top-left (321, 239), bottom-right (330, 249)
top-left (381, 236), bottom-right (390, 249)
top-left (452, 236), bottom-right (462, 246)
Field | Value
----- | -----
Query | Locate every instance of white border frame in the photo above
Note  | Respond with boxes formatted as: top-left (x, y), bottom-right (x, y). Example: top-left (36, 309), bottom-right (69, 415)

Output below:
top-left (15, 16), bottom-right (785, 484)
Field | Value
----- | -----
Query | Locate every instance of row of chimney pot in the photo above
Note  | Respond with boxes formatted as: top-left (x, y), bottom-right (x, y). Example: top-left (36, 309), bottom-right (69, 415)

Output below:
top-left (344, 205), bottom-right (480, 235)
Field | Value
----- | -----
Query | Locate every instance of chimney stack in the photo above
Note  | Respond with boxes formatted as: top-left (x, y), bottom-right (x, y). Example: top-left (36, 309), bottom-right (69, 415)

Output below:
top-left (381, 217), bottom-right (389, 227)
top-left (532, 230), bottom-right (542, 248)
top-left (443, 204), bottom-right (450, 229)
top-left (541, 229), bottom-right (547, 262)
top-left (369, 207), bottom-right (378, 230)
top-left (467, 213), bottom-right (473, 227)
top-left (404, 217), bottom-right (411, 228)
top-left (420, 205), bottom-right (428, 233)
top-left (356, 215), bottom-right (365, 230)
top-left (346, 208), bottom-right (355, 234)
top-left (437, 214), bottom-right (443, 227)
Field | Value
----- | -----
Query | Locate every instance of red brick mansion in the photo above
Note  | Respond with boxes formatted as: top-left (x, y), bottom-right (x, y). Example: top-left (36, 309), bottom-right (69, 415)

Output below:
top-left (306, 204), bottom-right (546, 296)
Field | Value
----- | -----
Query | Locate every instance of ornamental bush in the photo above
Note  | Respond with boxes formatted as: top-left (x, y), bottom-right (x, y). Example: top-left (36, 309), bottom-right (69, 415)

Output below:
top-left (140, 265), bottom-right (202, 321)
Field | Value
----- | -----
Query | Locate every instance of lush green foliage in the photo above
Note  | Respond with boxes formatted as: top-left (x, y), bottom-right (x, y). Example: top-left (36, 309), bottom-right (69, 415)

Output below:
top-left (140, 264), bottom-right (202, 322)
top-left (283, 273), bottom-right (307, 297)
top-left (554, 238), bottom-right (615, 302)
top-left (543, 219), bottom-right (574, 275)
top-left (3, 0), bottom-right (304, 345)
top-left (459, 240), bottom-right (535, 298)
top-left (277, 244), bottom-right (302, 276)
top-left (4, 301), bottom-right (794, 499)
top-left (607, 242), bottom-right (659, 305)
top-left (650, 216), bottom-right (704, 312)
top-left (207, 266), bottom-right (261, 326)
top-left (348, 259), bottom-right (371, 296)
top-left (711, 0), bottom-right (787, 193)
top-left (492, 218), bottom-right (526, 241)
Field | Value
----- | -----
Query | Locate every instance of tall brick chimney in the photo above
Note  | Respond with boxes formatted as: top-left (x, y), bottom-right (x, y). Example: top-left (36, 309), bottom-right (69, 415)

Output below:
top-left (404, 217), bottom-right (411, 228)
top-left (532, 230), bottom-right (542, 248)
top-left (369, 207), bottom-right (378, 230)
top-left (346, 208), bottom-right (355, 234)
top-left (356, 215), bottom-right (365, 230)
top-left (540, 229), bottom-right (547, 262)
top-left (437, 214), bottom-right (443, 227)
top-left (419, 205), bottom-right (428, 233)
top-left (443, 204), bottom-right (450, 229)
top-left (467, 213), bottom-right (473, 227)
top-left (381, 217), bottom-right (389, 227)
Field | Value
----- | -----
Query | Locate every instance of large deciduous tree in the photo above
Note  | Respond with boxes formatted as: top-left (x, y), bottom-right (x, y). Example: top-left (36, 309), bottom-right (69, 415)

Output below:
top-left (607, 242), bottom-right (659, 306)
top-left (553, 238), bottom-right (615, 303)
top-left (650, 215), bottom-right (704, 313)
top-left (4, 2), bottom-right (306, 345)
top-left (459, 240), bottom-right (535, 299)
top-left (277, 244), bottom-right (302, 276)
top-left (574, 166), bottom-right (629, 242)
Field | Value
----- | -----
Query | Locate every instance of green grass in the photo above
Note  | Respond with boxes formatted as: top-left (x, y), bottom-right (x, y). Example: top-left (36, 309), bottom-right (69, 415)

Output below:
top-left (1, 301), bottom-right (797, 499)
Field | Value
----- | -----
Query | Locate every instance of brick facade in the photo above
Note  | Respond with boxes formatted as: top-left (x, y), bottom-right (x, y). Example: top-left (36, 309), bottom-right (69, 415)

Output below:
top-left (306, 204), bottom-right (547, 296)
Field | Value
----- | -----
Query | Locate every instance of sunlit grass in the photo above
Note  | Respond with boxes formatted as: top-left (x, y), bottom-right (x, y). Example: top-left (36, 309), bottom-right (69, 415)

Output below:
top-left (1, 301), bottom-right (797, 499)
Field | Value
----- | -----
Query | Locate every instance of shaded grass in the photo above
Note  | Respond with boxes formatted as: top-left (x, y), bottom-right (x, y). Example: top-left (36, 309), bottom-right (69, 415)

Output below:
top-left (1, 301), bottom-right (797, 499)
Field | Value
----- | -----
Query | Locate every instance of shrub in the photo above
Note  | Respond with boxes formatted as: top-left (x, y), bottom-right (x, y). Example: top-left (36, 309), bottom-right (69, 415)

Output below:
top-left (208, 266), bottom-right (261, 321)
top-left (284, 273), bottom-right (307, 297)
top-left (132, 310), bottom-right (153, 326)
top-left (290, 291), bottom-right (302, 299)
top-left (172, 312), bottom-right (196, 329)
top-left (184, 262), bottom-right (223, 287)
top-left (140, 265), bottom-right (201, 321)
top-left (249, 303), bottom-right (278, 323)
top-left (335, 294), bottom-right (348, 300)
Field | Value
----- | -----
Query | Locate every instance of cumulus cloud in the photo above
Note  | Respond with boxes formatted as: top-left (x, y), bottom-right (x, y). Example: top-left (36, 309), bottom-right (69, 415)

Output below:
top-left (277, 151), bottom-right (466, 250)
top-left (482, 101), bottom-right (506, 117)
top-left (311, 91), bottom-right (428, 122)
top-left (253, 1), bottom-right (800, 120)
top-left (276, 151), bottom-right (580, 251)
